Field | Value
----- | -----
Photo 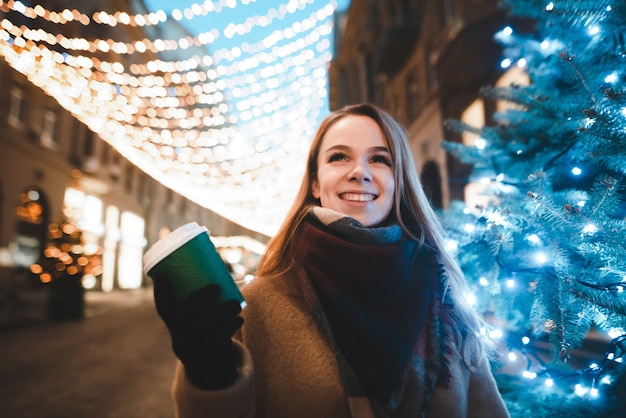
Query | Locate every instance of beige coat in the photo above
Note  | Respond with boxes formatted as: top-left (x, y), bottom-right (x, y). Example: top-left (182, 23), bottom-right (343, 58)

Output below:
top-left (171, 268), bottom-right (510, 418)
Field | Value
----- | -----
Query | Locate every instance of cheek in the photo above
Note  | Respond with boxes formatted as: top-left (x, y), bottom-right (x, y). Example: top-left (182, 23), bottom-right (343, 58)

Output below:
top-left (384, 176), bottom-right (396, 201)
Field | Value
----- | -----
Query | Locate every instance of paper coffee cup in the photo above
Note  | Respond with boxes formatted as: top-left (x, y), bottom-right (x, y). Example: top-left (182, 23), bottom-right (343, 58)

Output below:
top-left (143, 222), bottom-right (245, 308)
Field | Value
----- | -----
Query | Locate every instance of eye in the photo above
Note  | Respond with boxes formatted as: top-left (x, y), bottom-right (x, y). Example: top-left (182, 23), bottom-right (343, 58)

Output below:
top-left (371, 154), bottom-right (391, 166)
top-left (328, 152), bottom-right (348, 163)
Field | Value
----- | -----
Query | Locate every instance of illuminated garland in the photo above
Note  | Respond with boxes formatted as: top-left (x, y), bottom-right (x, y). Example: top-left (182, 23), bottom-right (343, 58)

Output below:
top-left (499, 330), bottom-right (625, 399)
top-left (0, 0), bottom-right (324, 56)
top-left (1, 0), bottom-right (259, 27)
top-left (0, 1), bottom-right (338, 236)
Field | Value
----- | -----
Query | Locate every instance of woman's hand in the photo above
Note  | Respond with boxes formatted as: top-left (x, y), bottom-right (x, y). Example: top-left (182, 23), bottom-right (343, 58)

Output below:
top-left (154, 282), bottom-right (244, 390)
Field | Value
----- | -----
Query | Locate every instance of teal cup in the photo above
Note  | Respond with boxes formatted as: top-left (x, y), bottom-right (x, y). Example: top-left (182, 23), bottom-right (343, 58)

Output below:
top-left (143, 222), bottom-right (245, 308)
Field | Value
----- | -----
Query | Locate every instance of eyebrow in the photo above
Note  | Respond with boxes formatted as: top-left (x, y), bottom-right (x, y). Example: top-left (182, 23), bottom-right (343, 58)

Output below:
top-left (324, 144), bottom-right (390, 153)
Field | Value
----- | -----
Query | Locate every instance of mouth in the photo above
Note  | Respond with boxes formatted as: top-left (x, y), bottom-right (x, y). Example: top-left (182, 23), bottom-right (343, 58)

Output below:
top-left (340, 193), bottom-right (377, 202)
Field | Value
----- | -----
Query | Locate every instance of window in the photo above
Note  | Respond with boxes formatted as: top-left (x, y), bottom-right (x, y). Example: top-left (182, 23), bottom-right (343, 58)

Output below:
top-left (82, 133), bottom-right (100, 173)
top-left (13, 187), bottom-right (48, 268)
top-left (138, 174), bottom-right (152, 205)
top-left (84, 131), bottom-right (95, 157)
top-left (101, 205), bottom-right (120, 292)
top-left (406, 73), bottom-right (420, 120)
top-left (40, 108), bottom-right (57, 149)
top-left (101, 141), bottom-right (110, 165)
top-left (109, 154), bottom-right (122, 181)
top-left (117, 211), bottom-right (145, 289)
top-left (8, 85), bottom-right (24, 126)
top-left (495, 67), bottom-right (530, 114)
top-left (124, 164), bottom-right (134, 193)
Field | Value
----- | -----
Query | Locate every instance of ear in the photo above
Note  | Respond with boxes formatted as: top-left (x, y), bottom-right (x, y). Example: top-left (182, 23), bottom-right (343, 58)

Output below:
top-left (312, 179), bottom-right (320, 199)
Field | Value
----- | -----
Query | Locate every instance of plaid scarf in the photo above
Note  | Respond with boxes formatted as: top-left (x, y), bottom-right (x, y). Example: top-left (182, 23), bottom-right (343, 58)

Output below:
top-left (295, 208), bottom-right (453, 417)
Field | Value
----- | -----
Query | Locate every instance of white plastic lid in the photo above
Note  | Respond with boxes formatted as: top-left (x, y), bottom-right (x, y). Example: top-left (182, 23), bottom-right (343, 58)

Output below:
top-left (142, 222), bottom-right (208, 274)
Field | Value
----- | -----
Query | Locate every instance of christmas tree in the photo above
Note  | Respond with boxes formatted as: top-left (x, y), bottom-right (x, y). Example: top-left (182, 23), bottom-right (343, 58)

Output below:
top-left (30, 218), bottom-right (102, 320)
top-left (441, 0), bottom-right (626, 415)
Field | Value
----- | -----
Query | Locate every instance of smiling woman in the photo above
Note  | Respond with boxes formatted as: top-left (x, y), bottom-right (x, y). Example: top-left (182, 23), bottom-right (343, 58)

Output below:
top-left (152, 103), bottom-right (511, 417)
top-left (312, 115), bottom-right (395, 227)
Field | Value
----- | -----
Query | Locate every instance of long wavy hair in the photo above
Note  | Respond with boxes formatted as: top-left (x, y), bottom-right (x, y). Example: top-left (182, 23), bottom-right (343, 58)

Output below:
top-left (257, 103), bottom-right (490, 361)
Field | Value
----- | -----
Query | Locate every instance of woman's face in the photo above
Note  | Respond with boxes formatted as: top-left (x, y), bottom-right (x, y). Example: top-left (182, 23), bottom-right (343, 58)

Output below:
top-left (312, 115), bottom-right (395, 227)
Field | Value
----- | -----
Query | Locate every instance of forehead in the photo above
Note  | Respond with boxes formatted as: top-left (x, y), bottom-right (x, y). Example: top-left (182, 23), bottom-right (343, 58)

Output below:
top-left (320, 115), bottom-right (387, 150)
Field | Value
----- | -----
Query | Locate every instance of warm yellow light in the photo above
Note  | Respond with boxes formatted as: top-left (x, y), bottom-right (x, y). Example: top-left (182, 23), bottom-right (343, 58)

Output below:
top-left (0, 1), bottom-right (338, 235)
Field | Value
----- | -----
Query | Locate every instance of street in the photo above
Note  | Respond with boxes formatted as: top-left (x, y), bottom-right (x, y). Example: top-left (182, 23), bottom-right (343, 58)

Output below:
top-left (0, 289), bottom-right (177, 418)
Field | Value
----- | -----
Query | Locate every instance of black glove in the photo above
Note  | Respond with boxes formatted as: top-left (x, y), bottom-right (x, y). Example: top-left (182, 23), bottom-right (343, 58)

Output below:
top-left (154, 282), bottom-right (244, 390)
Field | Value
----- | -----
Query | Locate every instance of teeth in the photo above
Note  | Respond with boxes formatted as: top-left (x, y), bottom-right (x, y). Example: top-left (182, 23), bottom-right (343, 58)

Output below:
top-left (342, 193), bottom-right (374, 202)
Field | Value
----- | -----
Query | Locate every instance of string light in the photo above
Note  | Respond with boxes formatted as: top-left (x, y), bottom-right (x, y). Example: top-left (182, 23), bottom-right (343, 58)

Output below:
top-left (2, 0), bottom-right (328, 57)
top-left (0, 1), bottom-right (340, 235)
top-left (496, 330), bottom-right (626, 399)
top-left (1, 0), bottom-right (262, 28)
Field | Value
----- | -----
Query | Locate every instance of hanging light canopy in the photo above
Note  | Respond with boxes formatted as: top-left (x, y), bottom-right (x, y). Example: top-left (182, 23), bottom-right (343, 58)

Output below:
top-left (0, 0), bottom-right (340, 236)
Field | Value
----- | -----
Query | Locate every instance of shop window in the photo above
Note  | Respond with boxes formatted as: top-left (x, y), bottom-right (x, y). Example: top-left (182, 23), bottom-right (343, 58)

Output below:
top-left (12, 187), bottom-right (48, 268)
top-left (117, 211), bottom-right (145, 289)
top-left (101, 205), bottom-right (120, 292)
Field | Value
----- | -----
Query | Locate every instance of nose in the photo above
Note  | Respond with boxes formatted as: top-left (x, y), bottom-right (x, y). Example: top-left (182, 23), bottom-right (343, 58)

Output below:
top-left (349, 160), bottom-right (372, 182)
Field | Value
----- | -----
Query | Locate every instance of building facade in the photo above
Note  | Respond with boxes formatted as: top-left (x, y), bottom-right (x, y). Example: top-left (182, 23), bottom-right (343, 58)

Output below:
top-left (329, 0), bottom-right (530, 208)
top-left (0, 1), bottom-right (268, 326)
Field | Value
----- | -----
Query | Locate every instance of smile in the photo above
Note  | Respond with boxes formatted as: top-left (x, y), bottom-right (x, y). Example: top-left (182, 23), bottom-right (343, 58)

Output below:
top-left (340, 193), bottom-right (376, 202)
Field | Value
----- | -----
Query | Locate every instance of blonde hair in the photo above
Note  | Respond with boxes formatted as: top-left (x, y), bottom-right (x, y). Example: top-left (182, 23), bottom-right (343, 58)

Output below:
top-left (257, 103), bottom-right (489, 361)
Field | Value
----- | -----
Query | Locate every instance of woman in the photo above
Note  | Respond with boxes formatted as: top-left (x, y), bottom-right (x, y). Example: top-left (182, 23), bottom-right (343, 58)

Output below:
top-left (155, 103), bottom-right (510, 417)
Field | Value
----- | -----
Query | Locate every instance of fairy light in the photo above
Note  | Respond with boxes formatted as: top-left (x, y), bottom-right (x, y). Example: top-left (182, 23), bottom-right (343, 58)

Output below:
top-left (466, 292), bottom-right (477, 305)
top-left (534, 251), bottom-right (548, 264)
top-left (587, 25), bottom-right (600, 36)
top-left (489, 328), bottom-right (504, 339)
top-left (502, 332), bottom-right (626, 398)
top-left (604, 72), bottom-right (618, 84)
top-left (526, 233), bottom-right (541, 244)
top-left (2, 0), bottom-right (257, 27)
top-left (445, 239), bottom-right (459, 252)
top-left (0, 1), bottom-right (341, 236)
top-left (582, 223), bottom-right (598, 234)
top-left (464, 223), bottom-right (475, 233)
top-left (474, 137), bottom-right (487, 149)
top-left (6, 0), bottom-right (329, 58)
top-left (522, 370), bottom-right (537, 379)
